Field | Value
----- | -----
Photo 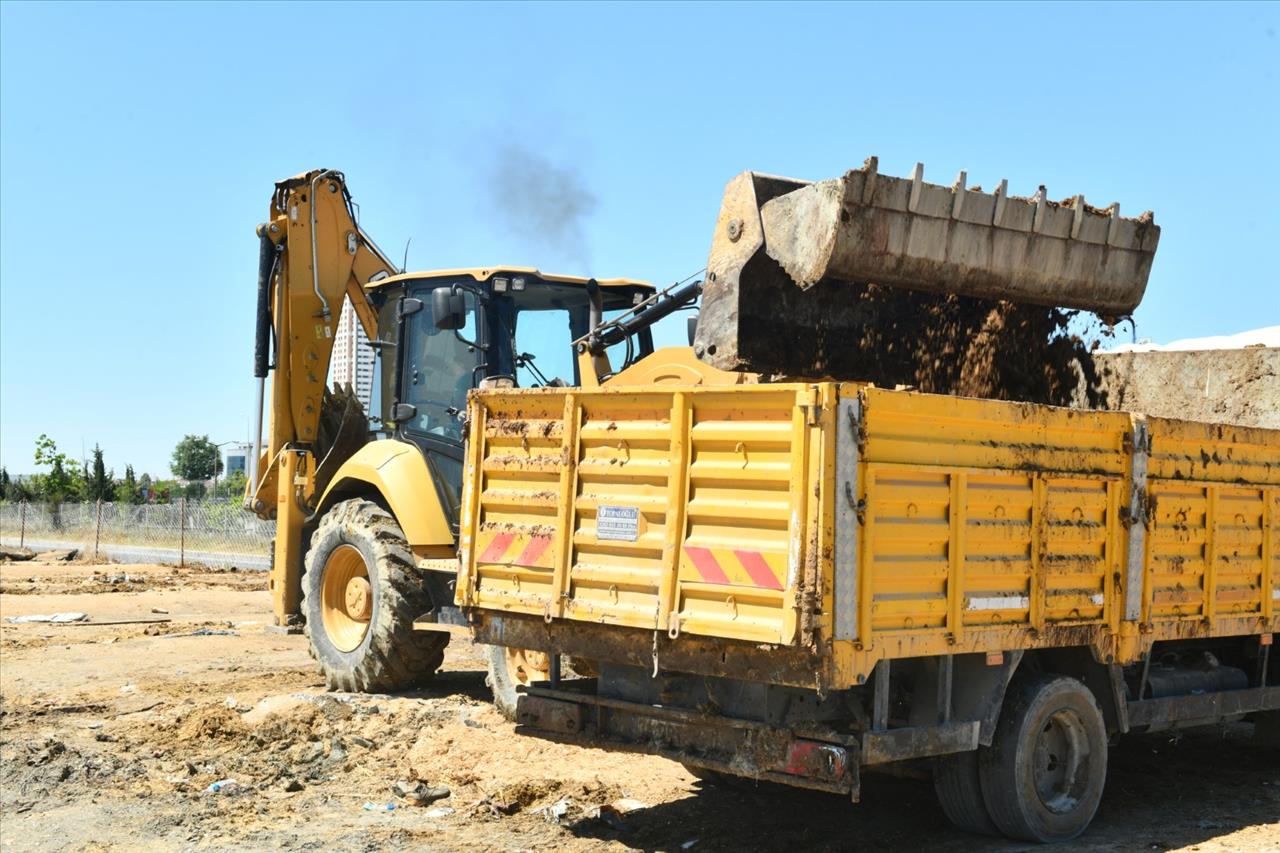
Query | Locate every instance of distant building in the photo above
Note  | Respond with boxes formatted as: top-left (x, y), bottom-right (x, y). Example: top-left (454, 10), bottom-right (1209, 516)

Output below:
top-left (224, 443), bottom-right (251, 477)
top-left (330, 299), bottom-right (376, 410)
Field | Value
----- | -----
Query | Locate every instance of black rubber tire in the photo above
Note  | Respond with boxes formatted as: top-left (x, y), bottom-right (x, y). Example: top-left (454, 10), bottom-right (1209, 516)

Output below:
top-left (484, 644), bottom-right (523, 721)
top-left (1256, 709), bottom-right (1280, 749)
top-left (933, 750), bottom-right (1000, 836)
top-left (301, 499), bottom-right (447, 692)
top-left (978, 674), bottom-right (1108, 843)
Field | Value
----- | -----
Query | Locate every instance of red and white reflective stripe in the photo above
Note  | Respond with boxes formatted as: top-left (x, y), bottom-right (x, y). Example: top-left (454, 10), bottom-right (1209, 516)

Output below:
top-left (684, 546), bottom-right (731, 585)
top-left (682, 545), bottom-right (784, 590)
top-left (475, 532), bottom-right (553, 568)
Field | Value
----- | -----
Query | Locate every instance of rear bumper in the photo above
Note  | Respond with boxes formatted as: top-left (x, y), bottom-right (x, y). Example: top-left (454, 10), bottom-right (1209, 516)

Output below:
top-left (516, 680), bottom-right (861, 798)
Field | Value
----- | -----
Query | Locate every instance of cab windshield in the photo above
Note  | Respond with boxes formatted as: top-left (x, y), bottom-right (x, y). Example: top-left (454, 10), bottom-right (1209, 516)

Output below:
top-left (400, 287), bottom-right (480, 442)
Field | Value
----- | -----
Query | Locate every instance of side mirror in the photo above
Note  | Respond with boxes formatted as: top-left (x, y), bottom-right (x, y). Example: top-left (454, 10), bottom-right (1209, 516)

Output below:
top-left (389, 402), bottom-right (417, 424)
top-left (687, 314), bottom-right (699, 346)
top-left (431, 288), bottom-right (466, 330)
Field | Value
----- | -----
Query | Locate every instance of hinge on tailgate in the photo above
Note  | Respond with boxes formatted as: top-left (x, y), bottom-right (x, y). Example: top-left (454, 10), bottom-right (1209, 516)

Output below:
top-left (801, 386), bottom-right (822, 426)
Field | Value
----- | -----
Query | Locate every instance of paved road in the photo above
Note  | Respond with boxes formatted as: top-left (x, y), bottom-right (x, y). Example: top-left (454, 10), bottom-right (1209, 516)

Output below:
top-left (0, 537), bottom-right (269, 571)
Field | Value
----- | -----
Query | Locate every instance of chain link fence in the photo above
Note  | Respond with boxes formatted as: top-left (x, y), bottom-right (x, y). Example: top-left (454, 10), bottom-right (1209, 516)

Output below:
top-left (0, 500), bottom-right (274, 570)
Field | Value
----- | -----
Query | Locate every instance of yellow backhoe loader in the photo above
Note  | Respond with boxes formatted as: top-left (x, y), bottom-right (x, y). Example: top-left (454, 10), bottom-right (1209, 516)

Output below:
top-left (244, 169), bottom-right (659, 693)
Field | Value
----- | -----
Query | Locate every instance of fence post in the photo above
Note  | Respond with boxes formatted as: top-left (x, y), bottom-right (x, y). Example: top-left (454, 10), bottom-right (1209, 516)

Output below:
top-left (19, 500), bottom-right (26, 548)
top-left (180, 497), bottom-right (186, 568)
top-left (94, 498), bottom-right (103, 561)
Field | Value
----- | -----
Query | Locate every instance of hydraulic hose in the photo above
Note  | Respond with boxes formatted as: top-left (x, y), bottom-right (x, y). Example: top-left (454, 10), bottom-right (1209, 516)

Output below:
top-left (253, 227), bottom-right (276, 379)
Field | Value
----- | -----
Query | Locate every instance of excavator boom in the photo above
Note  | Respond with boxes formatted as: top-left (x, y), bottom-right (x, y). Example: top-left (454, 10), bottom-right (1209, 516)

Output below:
top-left (247, 170), bottom-right (398, 624)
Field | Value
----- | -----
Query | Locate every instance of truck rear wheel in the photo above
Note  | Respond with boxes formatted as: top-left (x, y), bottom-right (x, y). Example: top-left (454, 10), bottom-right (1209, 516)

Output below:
top-left (1256, 709), bottom-right (1280, 749)
top-left (301, 499), bottom-right (447, 692)
top-left (933, 750), bottom-right (999, 836)
top-left (979, 674), bottom-right (1107, 843)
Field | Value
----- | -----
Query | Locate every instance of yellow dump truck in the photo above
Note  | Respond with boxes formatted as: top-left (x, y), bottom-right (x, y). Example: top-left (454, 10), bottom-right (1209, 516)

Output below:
top-left (456, 162), bottom-right (1279, 842)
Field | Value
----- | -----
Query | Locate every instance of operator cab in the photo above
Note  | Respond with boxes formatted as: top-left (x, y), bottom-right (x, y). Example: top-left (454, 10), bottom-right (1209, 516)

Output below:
top-left (365, 267), bottom-right (655, 522)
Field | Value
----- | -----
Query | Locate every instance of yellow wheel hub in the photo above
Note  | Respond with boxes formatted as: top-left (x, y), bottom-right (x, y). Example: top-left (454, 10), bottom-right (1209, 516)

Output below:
top-left (320, 544), bottom-right (372, 652)
top-left (505, 647), bottom-right (551, 687)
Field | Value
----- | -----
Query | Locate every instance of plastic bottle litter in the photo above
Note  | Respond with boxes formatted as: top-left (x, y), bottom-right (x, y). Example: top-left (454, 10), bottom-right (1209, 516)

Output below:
top-left (362, 802), bottom-right (396, 812)
top-left (206, 779), bottom-right (239, 794)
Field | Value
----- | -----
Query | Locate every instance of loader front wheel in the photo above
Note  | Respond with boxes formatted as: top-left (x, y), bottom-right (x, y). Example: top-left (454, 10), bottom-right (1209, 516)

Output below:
top-left (302, 499), bottom-right (447, 692)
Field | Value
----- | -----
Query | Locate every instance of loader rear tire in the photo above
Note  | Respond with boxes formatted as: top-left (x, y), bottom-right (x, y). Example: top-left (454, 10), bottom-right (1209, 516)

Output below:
top-left (978, 674), bottom-right (1107, 843)
top-left (933, 750), bottom-right (1000, 836)
top-left (302, 499), bottom-right (447, 693)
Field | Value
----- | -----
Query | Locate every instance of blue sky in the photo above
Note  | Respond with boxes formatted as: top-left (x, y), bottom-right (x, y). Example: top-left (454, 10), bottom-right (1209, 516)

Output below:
top-left (1, 1), bottom-right (1276, 476)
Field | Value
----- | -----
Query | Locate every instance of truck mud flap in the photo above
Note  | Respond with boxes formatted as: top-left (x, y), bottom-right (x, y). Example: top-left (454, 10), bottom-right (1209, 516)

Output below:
top-left (516, 683), bottom-right (860, 798)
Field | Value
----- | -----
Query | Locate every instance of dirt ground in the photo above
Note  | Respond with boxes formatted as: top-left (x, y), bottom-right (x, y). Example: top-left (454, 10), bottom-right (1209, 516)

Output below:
top-left (1, 560), bottom-right (1277, 852)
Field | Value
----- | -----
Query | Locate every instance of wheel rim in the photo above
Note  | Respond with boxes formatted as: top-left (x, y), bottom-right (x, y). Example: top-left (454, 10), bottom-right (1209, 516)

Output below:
top-left (320, 544), bottom-right (372, 653)
top-left (504, 647), bottom-right (551, 687)
top-left (1033, 708), bottom-right (1093, 814)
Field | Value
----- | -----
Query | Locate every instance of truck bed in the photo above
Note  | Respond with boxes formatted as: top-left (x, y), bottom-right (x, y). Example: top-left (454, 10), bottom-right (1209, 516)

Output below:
top-left (458, 383), bottom-right (1279, 688)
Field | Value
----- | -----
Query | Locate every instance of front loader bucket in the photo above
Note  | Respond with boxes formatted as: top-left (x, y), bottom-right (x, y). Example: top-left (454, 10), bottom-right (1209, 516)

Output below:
top-left (695, 159), bottom-right (1160, 377)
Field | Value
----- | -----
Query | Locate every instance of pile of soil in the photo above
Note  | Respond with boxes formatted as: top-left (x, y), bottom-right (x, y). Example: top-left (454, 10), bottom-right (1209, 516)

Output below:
top-left (822, 283), bottom-right (1108, 406)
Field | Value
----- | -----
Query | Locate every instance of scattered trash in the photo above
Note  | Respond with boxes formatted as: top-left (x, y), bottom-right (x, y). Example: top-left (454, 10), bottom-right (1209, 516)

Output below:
top-left (393, 780), bottom-right (451, 806)
top-left (362, 802), bottom-right (396, 812)
top-left (423, 806), bottom-right (455, 819)
top-left (206, 778), bottom-right (240, 794)
top-left (534, 798), bottom-right (572, 823)
top-left (592, 803), bottom-right (629, 831)
top-left (6, 612), bottom-right (88, 624)
top-left (162, 629), bottom-right (238, 639)
top-left (151, 607), bottom-right (170, 614)
top-left (682, 840), bottom-right (699, 850)
top-left (223, 697), bottom-right (238, 709)
top-left (103, 573), bottom-right (131, 584)
top-left (611, 798), bottom-right (649, 813)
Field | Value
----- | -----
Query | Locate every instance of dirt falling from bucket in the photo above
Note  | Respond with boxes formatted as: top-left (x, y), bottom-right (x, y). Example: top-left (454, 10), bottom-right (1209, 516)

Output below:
top-left (832, 283), bottom-right (1109, 407)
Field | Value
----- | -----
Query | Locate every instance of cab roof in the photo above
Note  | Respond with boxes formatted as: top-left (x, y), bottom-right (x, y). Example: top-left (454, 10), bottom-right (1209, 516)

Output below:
top-left (368, 267), bottom-right (652, 291)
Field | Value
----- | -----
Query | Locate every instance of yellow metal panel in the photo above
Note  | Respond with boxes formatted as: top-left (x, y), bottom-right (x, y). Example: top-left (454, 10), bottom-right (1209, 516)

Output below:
top-left (1146, 418), bottom-right (1280, 485)
top-left (459, 383), bottom-right (826, 644)
top-left (860, 387), bottom-right (1130, 476)
top-left (314, 440), bottom-right (453, 545)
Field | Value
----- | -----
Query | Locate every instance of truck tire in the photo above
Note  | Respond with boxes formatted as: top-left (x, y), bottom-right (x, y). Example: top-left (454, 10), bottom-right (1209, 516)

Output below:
top-left (301, 499), bottom-right (447, 692)
top-left (933, 750), bottom-right (1000, 836)
top-left (1256, 710), bottom-right (1280, 749)
top-left (978, 674), bottom-right (1108, 843)
top-left (485, 644), bottom-right (551, 720)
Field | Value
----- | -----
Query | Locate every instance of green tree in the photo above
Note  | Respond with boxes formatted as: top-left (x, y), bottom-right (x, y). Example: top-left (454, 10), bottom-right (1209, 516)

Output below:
top-left (212, 469), bottom-right (248, 502)
top-left (171, 434), bottom-right (223, 481)
top-left (149, 477), bottom-right (176, 504)
top-left (116, 464), bottom-right (140, 505)
top-left (33, 434), bottom-right (84, 503)
top-left (86, 444), bottom-right (115, 502)
top-left (180, 481), bottom-right (207, 500)
top-left (0, 466), bottom-right (9, 500)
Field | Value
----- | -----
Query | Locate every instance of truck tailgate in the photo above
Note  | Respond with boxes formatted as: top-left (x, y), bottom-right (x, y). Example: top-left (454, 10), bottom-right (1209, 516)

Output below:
top-left (457, 384), bottom-right (829, 645)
